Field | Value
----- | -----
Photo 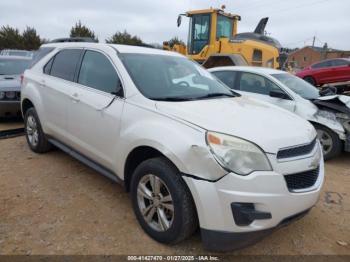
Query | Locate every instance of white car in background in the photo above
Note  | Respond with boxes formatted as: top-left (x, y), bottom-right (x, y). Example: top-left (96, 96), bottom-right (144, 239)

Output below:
top-left (21, 42), bottom-right (324, 251)
top-left (210, 67), bottom-right (350, 160)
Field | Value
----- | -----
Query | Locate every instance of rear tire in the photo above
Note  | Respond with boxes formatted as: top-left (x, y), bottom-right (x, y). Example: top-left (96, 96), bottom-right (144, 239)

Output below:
top-left (314, 124), bottom-right (342, 160)
top-left (24, 107), bottom-right (52, 153)
top-left (304, 76), bottom-right (316, 86)
top-left (130, 157), bottom-right (198, 244)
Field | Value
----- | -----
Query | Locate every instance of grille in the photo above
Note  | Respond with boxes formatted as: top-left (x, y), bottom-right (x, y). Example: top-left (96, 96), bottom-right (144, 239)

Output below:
top-left (284, 167), bottom-right (319, 191)
top-left (277, 138), bottom-right (316, 159)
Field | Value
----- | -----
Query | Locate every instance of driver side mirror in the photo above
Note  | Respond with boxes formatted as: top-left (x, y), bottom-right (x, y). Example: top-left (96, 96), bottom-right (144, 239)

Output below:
top-left (269, 90), bottom-right (290, 100)
top-left (177, 15), bottom-right (182, 27)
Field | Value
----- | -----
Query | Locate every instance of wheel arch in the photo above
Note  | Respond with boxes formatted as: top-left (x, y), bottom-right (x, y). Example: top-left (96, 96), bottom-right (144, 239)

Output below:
top-left (21, 98), bottom-right (34, 117)
top-left (309, 120), bottom-right (345, 140)
top-left (123, 145), bottom-right (180, 192)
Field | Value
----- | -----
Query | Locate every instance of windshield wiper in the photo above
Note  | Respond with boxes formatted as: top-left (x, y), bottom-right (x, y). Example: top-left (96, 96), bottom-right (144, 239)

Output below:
top-left (196, 92), bottom-right (236, 100)
top-left (150, 96), bottom-right (196, 101)
top-left (150, 92), bottom-right (237, 102)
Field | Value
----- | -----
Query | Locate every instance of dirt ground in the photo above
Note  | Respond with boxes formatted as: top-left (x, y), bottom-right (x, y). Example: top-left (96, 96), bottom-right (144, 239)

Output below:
top-left (0, 120), bottom-right (349, 255)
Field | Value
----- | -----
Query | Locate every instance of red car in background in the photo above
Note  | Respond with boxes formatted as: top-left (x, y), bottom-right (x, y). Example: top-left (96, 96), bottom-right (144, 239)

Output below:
top-left (296, 58), bottom-right (350, 86)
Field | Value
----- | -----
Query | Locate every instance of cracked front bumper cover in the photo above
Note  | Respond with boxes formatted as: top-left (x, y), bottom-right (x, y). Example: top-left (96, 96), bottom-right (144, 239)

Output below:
top-left (201, 208), bottom-right (311, 251)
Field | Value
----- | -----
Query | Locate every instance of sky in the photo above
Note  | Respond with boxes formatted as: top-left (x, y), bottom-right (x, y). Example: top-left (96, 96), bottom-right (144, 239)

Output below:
top-left (0, 0), bottom-right (349, 50)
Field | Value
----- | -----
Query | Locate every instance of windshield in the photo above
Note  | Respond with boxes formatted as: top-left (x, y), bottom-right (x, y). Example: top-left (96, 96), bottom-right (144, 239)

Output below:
top-left (119, 53), bottom-right (236, 101)
top-left (0, 59), bottom-right (31, 75)
top-left (272, 73), bottom-right (320, 99)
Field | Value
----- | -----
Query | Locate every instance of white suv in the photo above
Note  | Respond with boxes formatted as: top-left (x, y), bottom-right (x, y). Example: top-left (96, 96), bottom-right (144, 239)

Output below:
top-left (21, 43), bottom-right (324, 251)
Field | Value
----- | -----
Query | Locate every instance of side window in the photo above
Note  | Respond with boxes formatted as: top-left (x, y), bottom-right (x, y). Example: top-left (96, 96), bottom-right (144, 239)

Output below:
top-left (252, 49), bottom-right (263, 66)
top-left (239, 72), bottom-right (280, 95)
top-left (50, 49), bottom-right (82, 81)
top-left (312, 60), bottom-right (331, 69)
top-left (43, 58), bottom-right (54, 75)
top-left (78, 50), bottom-right (121, 94)
top-left (216, 15), bottom-right (232, 39)
top-left (212, 71), bottom-right (237, 89)
top-left (331, 59), bottom-right (348, 67)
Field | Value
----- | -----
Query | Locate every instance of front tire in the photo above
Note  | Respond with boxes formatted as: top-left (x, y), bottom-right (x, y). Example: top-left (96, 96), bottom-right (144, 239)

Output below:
top-left (314, 124), bottom-right (342, 160)
top-left (130, 157), bottom-right (198, 244)
top-left (24, 107), bottom-right (52, 153)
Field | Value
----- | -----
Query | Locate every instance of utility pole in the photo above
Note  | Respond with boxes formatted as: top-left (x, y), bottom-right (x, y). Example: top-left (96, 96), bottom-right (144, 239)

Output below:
top-left (312, 36), bottom-right (316, 47)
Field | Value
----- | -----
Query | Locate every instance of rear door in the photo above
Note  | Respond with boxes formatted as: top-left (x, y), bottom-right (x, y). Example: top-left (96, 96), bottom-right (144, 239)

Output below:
top-left (330, 59), bottom-right (350, 83)
top-left (41, 48), bottom-right (83, 142)
top-left (67, 49), bottom-right (124, 170)
top-left (237, 71), bottom-right (296, 112)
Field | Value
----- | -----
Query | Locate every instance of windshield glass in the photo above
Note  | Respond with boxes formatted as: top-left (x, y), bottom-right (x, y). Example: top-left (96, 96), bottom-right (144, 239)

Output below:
top-left (0, 59), bottom-right (31, 75)
top-left (217, 15), bottom-right (233, 39)
top-left (272, 73), bottom-right (320, 99)
top-left (119, 53), bottom-right (236, 101)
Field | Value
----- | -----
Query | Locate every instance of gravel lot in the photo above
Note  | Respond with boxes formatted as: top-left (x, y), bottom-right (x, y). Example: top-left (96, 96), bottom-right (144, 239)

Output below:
top-left (0, 120), bottom-right (349, 255)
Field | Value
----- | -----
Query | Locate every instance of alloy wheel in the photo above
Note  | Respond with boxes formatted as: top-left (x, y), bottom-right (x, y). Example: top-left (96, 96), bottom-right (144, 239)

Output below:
top-left (317, 129), bottom-right (333, 156)
top-left (26, 115), bottom-right (39, 147)
top-left (137, 174), bottom-right (174, 232)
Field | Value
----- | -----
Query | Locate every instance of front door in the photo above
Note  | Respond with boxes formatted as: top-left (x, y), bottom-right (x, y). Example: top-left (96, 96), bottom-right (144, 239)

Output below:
top-left (237, 72), bottom-right (296, 112)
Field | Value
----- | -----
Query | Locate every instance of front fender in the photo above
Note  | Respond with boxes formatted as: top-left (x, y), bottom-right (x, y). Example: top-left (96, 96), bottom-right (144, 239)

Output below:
top-left (295, 99), bottom-right (346, 139)
top-left (116, 102), bottom-right (226, 181)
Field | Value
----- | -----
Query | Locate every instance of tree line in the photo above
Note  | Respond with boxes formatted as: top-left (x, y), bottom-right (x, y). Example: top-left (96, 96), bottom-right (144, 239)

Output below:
top-left (0, 21), bottom-right (184, 50)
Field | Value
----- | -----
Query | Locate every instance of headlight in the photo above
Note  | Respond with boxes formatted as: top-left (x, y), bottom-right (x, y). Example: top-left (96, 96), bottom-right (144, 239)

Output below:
top-left (5, 91), bottom-right (16, 99)
top-left (206, 132), bottom-right (272, 175)
top-left (0, 91), bottom-right (5, 100)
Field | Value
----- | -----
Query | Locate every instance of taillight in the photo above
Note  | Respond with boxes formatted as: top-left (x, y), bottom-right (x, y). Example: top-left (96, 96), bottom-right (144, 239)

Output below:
top-left (20, 74), bottom-right (24, 85)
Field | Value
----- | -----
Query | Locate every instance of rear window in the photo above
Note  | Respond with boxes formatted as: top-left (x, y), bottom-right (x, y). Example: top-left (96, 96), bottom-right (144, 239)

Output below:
top-left (30, 47), bottom-right (54, 68)
top-left (0, 58), bottom-right (31, 75)
top-left (50, 49), bottom-right (82, 81)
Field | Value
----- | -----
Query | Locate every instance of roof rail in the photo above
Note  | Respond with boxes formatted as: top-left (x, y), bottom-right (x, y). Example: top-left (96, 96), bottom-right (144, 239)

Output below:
top-left (49, 37), bottom-right (98, 43)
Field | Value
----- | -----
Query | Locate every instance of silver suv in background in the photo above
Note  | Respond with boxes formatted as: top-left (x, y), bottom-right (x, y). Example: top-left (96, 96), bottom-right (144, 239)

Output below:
top-left (0, 56), bottom-right (32, 118)
top-left (21, 43), bottom-right (324, 251)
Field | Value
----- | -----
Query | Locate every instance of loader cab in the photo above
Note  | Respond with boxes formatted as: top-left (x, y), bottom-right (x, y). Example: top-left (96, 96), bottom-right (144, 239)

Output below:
top-left (188, 14), bottom-right (211, 55)
top-left (185, 9), bottom-right (240, 55)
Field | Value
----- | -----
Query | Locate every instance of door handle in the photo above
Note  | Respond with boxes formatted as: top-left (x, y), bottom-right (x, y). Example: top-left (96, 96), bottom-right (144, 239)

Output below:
top-left (71, 93), bottom-right (80, 103)
top-left (39, 80), bottom-right (45, 87)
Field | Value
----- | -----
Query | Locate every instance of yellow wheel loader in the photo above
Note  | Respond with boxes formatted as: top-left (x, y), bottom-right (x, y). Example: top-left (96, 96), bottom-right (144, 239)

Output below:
top-left (163, 7), bottom-right (281, 69)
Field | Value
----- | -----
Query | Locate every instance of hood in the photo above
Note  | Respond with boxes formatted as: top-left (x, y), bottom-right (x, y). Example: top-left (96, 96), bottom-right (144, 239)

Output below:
top-left (156, 96), bottom-right (316, 154)
top-left (312, 95), bottom-right (350, 115)
top-left (0, 75), bottom-right (21, 92)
